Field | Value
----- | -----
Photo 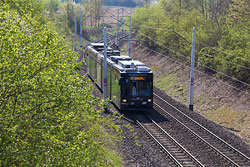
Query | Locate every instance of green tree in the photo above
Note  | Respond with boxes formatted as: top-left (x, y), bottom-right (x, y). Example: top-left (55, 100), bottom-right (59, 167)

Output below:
top-left (0, 2), bottom-right (121, 166)
top-left (7, 0), bottom-right (46, 25)
top-left (227, 0), bottom-right (250, 27)
top-left (132, 0), bottom-right (250, 84)
top-left (44, 0), bottom-right (60, 17)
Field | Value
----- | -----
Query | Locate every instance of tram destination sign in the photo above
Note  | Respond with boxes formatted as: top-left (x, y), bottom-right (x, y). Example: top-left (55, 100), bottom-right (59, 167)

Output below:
top-left (130, 77), bottom-right (145, 80)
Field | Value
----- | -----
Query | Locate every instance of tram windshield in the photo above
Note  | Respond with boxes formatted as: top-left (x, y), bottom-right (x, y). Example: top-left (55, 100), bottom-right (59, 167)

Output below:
top-left (122, 80), bottom-right (152, 97)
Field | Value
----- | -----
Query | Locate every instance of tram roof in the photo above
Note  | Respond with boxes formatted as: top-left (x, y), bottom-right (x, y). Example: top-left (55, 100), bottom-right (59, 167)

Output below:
top-left (88, 43), bottom-right (152, 74)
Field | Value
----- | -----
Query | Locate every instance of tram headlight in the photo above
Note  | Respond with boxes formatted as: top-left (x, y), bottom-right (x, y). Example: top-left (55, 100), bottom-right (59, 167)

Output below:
top-left (122, 99), bottom-right (127, 103)
top-left (148, 99), bottom-right (152, 102)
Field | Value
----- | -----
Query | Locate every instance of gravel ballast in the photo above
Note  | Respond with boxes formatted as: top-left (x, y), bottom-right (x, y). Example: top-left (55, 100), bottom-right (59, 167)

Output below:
top-left (78, 48), bottom-right (250, 166)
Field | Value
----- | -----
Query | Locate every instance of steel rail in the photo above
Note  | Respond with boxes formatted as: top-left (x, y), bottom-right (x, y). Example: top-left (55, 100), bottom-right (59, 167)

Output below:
top-left (136, 114), bottom-right (204, 167)
top-left (136, 119), bottom-right (183, 167)
top-left (153, 102), bottom-right (240, 166)
top-left (153, 92), bottom-right (250, 166)
top-left (150, 118), bottom-right (204, 167)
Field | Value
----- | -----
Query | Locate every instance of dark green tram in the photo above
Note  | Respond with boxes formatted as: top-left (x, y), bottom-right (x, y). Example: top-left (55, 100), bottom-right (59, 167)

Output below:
top-left (85, 43), bottom-right (153, 111)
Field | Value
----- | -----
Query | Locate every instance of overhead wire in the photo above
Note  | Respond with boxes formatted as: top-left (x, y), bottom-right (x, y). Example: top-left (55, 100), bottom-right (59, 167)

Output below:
top-left (138, 25), bottom-right (192, 44)
top-left (194, 49), bottom-right (250, 70)
top-left (134, 24), bottom-right (250, 63)
top-left (198, 41), bottom-right (250, 63)
top-left (137, 25), bottom-right (250, 70)
top-left (99, 8), bottom-right (250, 93)
top-left (104, 9), bottom-right (130, 27)
top-left (137, 31), bottom-right (250, 88)
top-left (136, 32), bottom-right (250, 72)
top-left (104, 8), bottom-right (250, 66)
top-left (108, 12), bottom-right (250, 87)
top-left (132, 41), bottom-right (250, 96)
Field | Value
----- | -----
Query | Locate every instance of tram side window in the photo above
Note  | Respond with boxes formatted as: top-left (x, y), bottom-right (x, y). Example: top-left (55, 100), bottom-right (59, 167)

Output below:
top-left (121, 81), bottom-right (130, 97)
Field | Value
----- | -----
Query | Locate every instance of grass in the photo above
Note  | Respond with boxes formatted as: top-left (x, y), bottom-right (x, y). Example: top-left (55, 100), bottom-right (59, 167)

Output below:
top-left (104, 147), bottom-right (123, 167)
top-left (194, 93), bottom-right (210, 110)
top-left (120, 45), bottom-right (128, 55)
top-left (154, 72), bottom-right (186, 99)
top-left (152, 66), bottom-right (250, 145)
top-left (151, 65), bottom-right (186, 103)
top-left (202, 106), bottom-right (250, 144)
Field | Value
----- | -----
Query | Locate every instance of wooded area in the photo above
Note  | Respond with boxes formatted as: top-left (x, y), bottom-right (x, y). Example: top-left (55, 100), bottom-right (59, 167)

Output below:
top-left (132, 0), bottom-right (250, 85)
top-left (44, 0), bottom-right (103, 34)
top-left (0, 0), bottom-right (122, 166)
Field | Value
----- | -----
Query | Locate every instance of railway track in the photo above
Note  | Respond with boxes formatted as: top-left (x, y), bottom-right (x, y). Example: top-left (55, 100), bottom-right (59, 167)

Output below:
top-left (134, 113), bottom-right (204, 167)
top-left (79, 32), bottom-right (250, 166)
top-left (153, 91), bottom-right (250, 167)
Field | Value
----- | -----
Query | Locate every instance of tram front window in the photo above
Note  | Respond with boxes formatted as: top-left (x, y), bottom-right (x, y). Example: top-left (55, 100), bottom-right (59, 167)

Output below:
top-left (122, 81), bottom-right (152, 97)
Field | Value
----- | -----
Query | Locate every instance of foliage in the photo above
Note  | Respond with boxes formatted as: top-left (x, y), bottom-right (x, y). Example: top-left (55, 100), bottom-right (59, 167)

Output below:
top-left (226, 0), bottom-right (250, 26)
top-left (7, 0), bottom-right (46, 22)
top-left (217, 25), bottom-right (250, 82)
top-left (131, 0), bottom-right (250, 85)
top-left (86, 0), bottom-right (103, 27)
top-left (0, 2), bottom-right (122, 166)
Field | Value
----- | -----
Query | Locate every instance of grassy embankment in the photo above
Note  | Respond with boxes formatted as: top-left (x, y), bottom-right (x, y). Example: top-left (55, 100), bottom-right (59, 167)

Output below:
top-left (121, 42), bottom-right (250, 145)
top-left (152, 66), bottom-right (250, 145)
